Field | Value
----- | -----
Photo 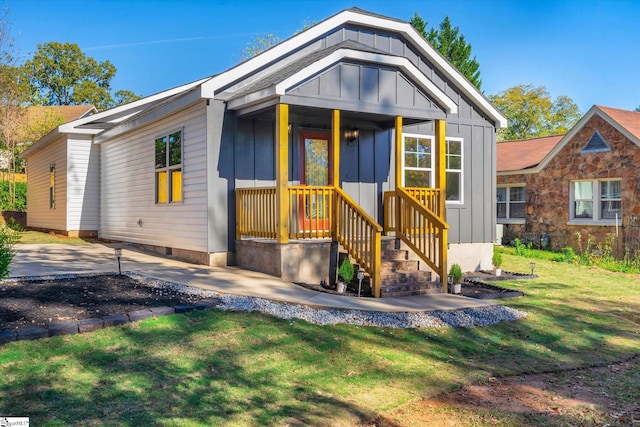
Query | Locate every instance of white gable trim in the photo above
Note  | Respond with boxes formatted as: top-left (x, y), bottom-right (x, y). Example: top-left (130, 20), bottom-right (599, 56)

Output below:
top-left (200, 9), bottom-right (506, 127)
top-left (228, 49), bottom-right (457, 114)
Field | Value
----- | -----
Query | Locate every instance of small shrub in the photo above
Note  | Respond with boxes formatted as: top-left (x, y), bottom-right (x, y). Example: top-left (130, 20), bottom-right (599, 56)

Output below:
top-left (0, 225), bottom-right (20, 279)
top-left (338, 257), bottom-right (354, 282)
top-left (449, 263), bottom-right (463, 283)
top-left (492, 251), bottom-right (503, 268)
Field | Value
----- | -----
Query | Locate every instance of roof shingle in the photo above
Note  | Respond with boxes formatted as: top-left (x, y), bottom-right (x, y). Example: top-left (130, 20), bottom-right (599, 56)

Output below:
top-left (497, 135), bottom-right (564, 172)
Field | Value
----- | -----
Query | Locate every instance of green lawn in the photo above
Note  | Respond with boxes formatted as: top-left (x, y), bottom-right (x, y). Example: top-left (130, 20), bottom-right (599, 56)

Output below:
top-left (0, 252), bottom-right (638, 426)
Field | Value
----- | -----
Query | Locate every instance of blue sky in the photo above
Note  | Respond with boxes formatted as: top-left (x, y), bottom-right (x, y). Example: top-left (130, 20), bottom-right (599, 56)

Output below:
top-left (6, 0), bottom-right (640, 113)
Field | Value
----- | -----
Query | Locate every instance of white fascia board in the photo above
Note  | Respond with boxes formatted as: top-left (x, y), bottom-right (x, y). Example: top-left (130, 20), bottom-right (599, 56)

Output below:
top-left (200, 9), bottom-right (505, 127)
top-left (59, 77), bottom-right (211, 133)
top-left (274, 49), bottom-right (457, 114)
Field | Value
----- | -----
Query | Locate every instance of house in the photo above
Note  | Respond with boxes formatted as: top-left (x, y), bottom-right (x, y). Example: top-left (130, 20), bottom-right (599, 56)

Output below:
top-left (22, 8), bottom-right (506, 297)
top-left (497, 105), bottom-right (640, 255)
top-left (1, 105), bottom-right (96, 170)
top-left (18, 105), bottom-right (98, 235)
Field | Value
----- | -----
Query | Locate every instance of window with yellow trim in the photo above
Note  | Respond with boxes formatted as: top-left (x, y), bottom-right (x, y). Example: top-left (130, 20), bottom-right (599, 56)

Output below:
top-left (155, 130), bottom-right (182, 204)
top-left (49, 163), bottom-right (56, 209)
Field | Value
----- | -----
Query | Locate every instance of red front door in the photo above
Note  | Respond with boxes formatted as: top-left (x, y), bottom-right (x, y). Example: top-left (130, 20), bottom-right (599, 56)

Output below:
top-left (299, 131), bottom-right (332, 231)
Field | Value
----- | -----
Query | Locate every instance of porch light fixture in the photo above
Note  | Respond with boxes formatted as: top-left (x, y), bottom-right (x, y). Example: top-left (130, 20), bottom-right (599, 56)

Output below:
top-left (530, 262), bottom-right (536, 276)
top-left (114, 248), bottom-right (122, 275)
top-left (344, 128), bottom-right (359, 144)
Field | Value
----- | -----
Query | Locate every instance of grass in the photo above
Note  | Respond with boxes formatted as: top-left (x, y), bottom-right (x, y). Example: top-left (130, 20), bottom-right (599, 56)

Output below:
top-left (0, 252), bottom-right (639, 426)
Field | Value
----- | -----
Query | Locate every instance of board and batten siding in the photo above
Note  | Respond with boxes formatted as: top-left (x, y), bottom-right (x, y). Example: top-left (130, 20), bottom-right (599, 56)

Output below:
top-left (25, 135), bottom-right (67, 231)
top-left (99, 102), bottom-right (209, 252)
top-left (66, 135), bottom-right (100, 231)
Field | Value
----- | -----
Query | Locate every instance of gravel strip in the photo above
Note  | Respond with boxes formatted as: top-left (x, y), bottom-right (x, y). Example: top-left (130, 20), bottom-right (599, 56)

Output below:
top-left (6, 272), bottom-right (528, 329)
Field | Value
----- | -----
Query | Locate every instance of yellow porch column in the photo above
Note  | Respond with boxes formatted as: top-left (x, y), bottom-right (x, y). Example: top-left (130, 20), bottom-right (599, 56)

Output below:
top-left (332, 110), bottom-right (340, 187)
top-left (394, 116), bottom-right (403, 234)
top-left (275, 103), bottom-right (289, 244)
top-left (434, 119), bottom-right (447, 290)
top-left (435, 119), bottom-right (446, 219)
top-left (331, 110), bottom-right (340, 240)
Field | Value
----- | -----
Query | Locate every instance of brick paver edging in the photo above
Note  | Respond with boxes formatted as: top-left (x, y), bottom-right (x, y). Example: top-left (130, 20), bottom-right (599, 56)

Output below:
top-left (0, 297), bottom-right (222, 345)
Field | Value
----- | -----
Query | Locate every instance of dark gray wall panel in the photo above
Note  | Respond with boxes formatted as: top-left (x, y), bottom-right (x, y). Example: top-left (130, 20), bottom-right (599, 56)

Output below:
top-left (358, 30), bottom-right (374, 47)
top-left (341, 64), bottom-right (360, 100)
top-left (361, 66), bottom-right (379, 103)
top-left (470, 124), bottom-right (485, 243)
top-left (374, 33), bottom-right (391, 52)
top-left (235, 118), bottom-right (255, 185)
top-left (320, 67), bottom-right (341, 98)
top-left (254, 120), bottom-right (275, 183)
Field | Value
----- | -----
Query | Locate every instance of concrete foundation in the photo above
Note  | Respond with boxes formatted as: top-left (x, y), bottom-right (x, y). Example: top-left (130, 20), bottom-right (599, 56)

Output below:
top-left (448, 242), bottom-right (493, 273)
top-left (236, 239), bottom-right (337, 285)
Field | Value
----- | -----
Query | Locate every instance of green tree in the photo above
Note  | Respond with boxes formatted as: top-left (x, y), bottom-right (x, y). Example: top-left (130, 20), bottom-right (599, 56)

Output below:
top-left (411, 13), bottom-right (482, 90)
top-left (635, 105), bottom-right (640, 112)
top-left (240, 33), bottom-right (280, 62)
top-left (22, 41), bottom-right (140, 111)
top-left (489, 84), bottom-right (581, 141)
top-left (0, 7), bottom-right (29, 207)
top-left (111, 89), bottom-right (141, 108)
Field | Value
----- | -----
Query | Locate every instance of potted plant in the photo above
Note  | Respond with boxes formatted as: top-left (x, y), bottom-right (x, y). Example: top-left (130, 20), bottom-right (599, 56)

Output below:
top-left (449, 263), bottom-right (463, 294)
top-left (337, 257), bottom-right (354, 293)
top-left (492, 250), bottom-right (503, 276)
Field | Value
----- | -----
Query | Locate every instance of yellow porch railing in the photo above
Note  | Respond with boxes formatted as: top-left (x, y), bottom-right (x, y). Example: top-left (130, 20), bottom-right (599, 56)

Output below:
top-left (236, 187), bottom-right (277, 239)
top-left (288, 186), bottom-right (333, 239)
top-left (385, 187), bottom-right (448, 290)
top-left (334, 187), bottom-right (382, 298)
top-left (383, 187), bottom-right (442, 232)
top-left (236, 186), bottom-right (382, 297)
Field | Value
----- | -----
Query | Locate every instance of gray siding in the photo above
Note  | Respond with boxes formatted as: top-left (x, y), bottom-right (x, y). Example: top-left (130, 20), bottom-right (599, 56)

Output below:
top-left (288, 63), bottom-right (437, 115)
top-left (99, 102), bottom-right (209, 251)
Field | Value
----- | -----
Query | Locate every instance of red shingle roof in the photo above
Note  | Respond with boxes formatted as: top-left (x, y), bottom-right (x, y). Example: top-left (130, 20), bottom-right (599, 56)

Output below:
top-left (596, 105), bottom-right (640, 142)
top-left (497, 135), bottom-right (564, 173)
top-left (26, 105), bottom-right (96, 125)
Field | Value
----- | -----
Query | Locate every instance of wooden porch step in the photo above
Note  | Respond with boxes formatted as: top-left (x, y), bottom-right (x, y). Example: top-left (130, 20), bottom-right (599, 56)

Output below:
top-left (380, 281), bottom-right (443, 297)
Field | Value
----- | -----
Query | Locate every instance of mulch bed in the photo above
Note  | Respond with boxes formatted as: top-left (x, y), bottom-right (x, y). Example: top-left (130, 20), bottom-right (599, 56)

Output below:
top-left (0, 274), bottom-right (205, 331)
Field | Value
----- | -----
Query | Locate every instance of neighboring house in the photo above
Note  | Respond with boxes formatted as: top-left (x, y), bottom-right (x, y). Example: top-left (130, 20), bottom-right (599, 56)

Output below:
top-left (0, 105), bottom-right (96, 170)
top-left (22, 8), bottom-right (506, 297)
top-left (18, 105), bottom-right (97, 235)
top-left (497, 105), bottom-right (640, 255)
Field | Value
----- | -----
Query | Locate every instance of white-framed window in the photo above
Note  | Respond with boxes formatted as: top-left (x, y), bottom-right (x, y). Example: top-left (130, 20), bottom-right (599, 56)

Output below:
top-left (155, 129), bottom-right (183, 204)
top-left (570, 179), bottom-right (621, 222)
top-left (49, 163), bottom-right (56, 209)
top-left (402, 134), bottom-right (463, 204)
top-left (497, 185), bottom-right (526, 222)
top-left (445, 138), bottom-right (463, 203)
top-left (403, 134), bottom-right (433, 188)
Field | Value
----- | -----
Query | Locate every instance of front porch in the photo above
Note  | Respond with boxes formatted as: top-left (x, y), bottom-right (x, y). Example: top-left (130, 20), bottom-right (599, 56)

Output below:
top-left (235, 104), bottom-right (449, 298)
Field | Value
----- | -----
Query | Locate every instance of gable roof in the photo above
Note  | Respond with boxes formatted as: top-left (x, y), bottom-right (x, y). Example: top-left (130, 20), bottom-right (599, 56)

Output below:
top-left (595, 105), bottom-right (640, 142)
top-left (201, 7), bottom-right (506, 127)
top-left (28, 7), bottom-right (506, 150)
top-left (497, 135), bottom-right (564, 173)
top-left (499, 105), bottom-right (640, 175)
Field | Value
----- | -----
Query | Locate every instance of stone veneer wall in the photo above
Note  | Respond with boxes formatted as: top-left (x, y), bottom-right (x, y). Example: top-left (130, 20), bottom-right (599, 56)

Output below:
top-left (497, 114), bottom-right (640, 256)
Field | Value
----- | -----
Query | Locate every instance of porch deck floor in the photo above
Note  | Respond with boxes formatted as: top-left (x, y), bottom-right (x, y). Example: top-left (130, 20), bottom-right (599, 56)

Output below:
top-left (9, 243), bottom-right (495, 313)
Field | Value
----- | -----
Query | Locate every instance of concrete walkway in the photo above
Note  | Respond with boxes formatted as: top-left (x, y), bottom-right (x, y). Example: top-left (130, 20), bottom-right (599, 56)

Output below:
top-left (8, 243), bottom-right (495, 313)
